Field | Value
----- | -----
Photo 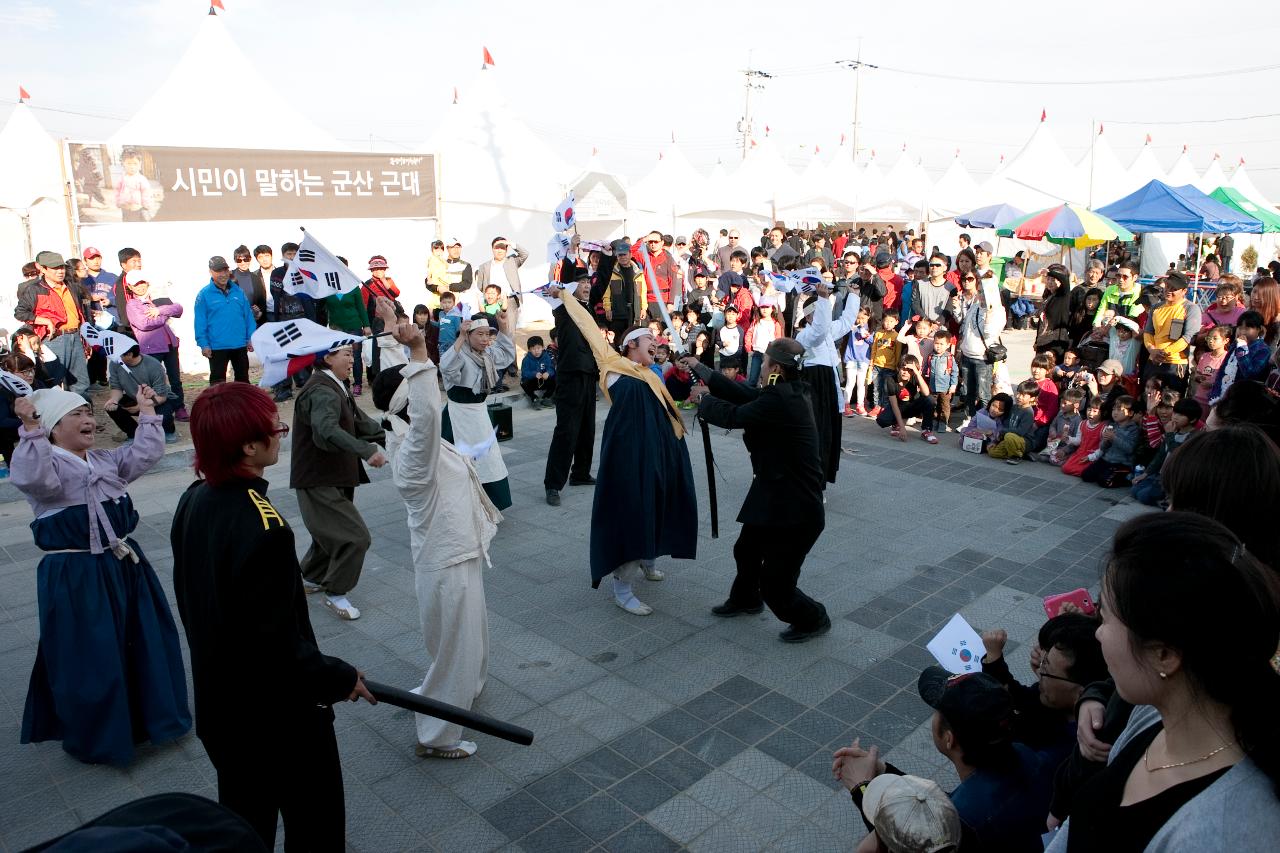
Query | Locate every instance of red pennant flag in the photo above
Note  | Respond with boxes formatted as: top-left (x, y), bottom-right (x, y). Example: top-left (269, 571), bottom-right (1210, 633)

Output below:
top-left (814, 145), bottom-right (820, 155)
top-left (1098, 123), bottom-right (1104, 134)
top-left (840, 133), bottom-right (846, 145)
top-left (999, 153), bottom-right (1005, 164)
top-left (592, 146), bottom-right (598, 157)
top-left (482, 47), bottom-right (495, 67)
top-left (1040, 109), bottom-right (1047, 122)
top-left (954, 148), bottom-right (960, 157)
top-left (1213, 152), bottom-right (1221, 160)
top-left (750, 139), bottom-right (758, 149)
top-left (18, 85), bottom-right (30, 101)
top-left (901, 142), bottom-right (907, 152)
top-left (1240, 157), bottom-right (1246, 166)
top-left (1182, 144), bottom-right (1188, 153)
top-left (870, 149), bottom-right (876, 158)
top-left (451, 87), bottom-right (458, 105)
top-left (211, 0), bottom-right (225, 8)
top-left (658, 151), bottom-right (664, 160)
top-left (1145, 133), bottom-right (1152, 144)
top-left (671, 131), bottom-right (676, 144)
top-left (765, 125), bottom-right (770, 136)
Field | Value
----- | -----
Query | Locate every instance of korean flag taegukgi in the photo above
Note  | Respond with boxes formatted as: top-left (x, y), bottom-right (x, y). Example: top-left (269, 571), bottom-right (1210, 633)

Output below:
top-left (81, 324), bottom-right (142, 364)
top-left (251, 318), bottom-right (363, 388)
top-left (280, 230), bottom-right (365, 298)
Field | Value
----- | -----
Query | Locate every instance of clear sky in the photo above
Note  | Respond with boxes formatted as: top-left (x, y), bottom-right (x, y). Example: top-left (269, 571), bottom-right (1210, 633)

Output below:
top-left (5, 0), bottom-right (1280, 198)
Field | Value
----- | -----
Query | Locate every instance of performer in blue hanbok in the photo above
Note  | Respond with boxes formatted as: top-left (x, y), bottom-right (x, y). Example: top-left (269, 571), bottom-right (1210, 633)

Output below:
top-left (546, 284), bottom-right (697, 616)
top-left (11, 386), bottom-right (190, 766)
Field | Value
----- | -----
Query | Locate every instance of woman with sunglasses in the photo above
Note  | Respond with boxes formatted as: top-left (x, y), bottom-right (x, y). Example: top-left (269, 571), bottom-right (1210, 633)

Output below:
top-left (172, 381), bottom-right (374, 851)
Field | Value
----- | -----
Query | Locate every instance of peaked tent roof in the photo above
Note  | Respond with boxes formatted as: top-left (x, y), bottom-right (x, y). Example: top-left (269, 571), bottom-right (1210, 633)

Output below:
top-left (1073, 130), bottom-right (1132, 207)
top-left (1209, 187), bottom-right (1280, 233)
top-left (928, 155), bottom-right (982, 219)
top-left (862, 154), bottom-right (930, 222)
top-left (0, 102), bottom-right (63, 210)
top-left (1229, 163), bottom-right (1276, 212)
top-left (629, 143), bottom-right (708, 216)
top-left (727, 135), bottom-right (794, 213)
top-left (823, 151), bottom-right (859, 209)
top-left (776, 152), bottom-right (857, 222)
top-left (1127, 143), bottom-right (1167, 193)
top-left (112, 13), bottom-right (343, 150)
top-left (1163, 151), bottom-right (1200, 187)
top-left (1096, 180), bottom-right (1261, 234)
top-left (1194, 155), bottom-right (1229, 194)
top-left (982, 120), bottom-right (1080, 209)
top-left (425, 70), bottom-right (574, 211)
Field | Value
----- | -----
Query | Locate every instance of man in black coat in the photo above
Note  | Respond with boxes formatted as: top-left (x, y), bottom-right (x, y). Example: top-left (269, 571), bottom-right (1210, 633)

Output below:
top-left (543, 267), bottom-right (600, 506)
top-left (683, 339), bottom-right (832, 643)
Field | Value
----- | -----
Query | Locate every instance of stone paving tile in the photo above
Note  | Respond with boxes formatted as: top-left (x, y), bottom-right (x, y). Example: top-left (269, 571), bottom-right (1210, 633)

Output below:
top-left (0, 397), bottom-right (1131, 852)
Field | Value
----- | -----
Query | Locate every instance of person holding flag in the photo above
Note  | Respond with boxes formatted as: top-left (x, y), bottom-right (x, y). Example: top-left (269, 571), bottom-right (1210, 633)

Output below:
top-left (368, 298), bottom-right (500, 760)
top-left (544, 282), bottom-right (697, 616)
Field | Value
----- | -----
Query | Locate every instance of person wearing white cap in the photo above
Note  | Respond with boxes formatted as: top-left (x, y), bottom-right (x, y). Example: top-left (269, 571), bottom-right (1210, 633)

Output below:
top-left (368, 299), bottom-right (499, 760)
top-left (9, 385), bottom-right (191, 766)
top-left (854, 774), bottom-right (963, 853)
top-left (545, 283), bottom-right (696, 616)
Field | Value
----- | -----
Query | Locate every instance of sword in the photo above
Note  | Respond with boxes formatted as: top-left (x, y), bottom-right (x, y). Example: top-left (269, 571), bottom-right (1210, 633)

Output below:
top-left (363, 680), bottom-right (535, 746)
top-left (699, 416), bottom-right (718, 539)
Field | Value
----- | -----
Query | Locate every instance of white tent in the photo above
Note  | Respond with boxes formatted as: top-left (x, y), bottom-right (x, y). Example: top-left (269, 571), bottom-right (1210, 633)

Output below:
top-left (928, 154), bottom-right (982, 219)
top-left (1073, 128), bottom-right (1133, 207)
top-left (727, 135), bottom-right (794, 221)
top-left (1164, 149), bottom-right (1201, 187)
top-left (628, 143), bottom-right (708, 229)
top-left (1223, 160), bottom-right (1280, 274)
top-left (853, 155), bottom-right (884, 222)
top-left (112, 13), bottom-right (342, 151)
top-left (982, 119), bottom-right (1080, 210)
top-left (1194, 154), bottom-right (1229, 194)
top-left (567, 151), bottom-right (627, 242)
top-left (687, 155), bottom-right (773, 238)
top-left (775, 152), bottom-right (857, 225)
top-left (861, 152), bottom-right (930, 223)
top-left (1126, 141), bottom-right (1167, 195)
top-left (1229, 161), bottom-right (1277, 211)
top-left (823, 149), bottom-right (859, 210)
top-left (0, 102), bottom-right (71, 326)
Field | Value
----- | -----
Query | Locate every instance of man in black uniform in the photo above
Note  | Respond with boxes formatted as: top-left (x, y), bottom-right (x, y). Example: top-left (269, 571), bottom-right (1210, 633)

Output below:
top-left (171, 381), bottom-right (374, 852)
top-left (683, 338), bottom-right (832, 643)
top-left (543, 267), bottom-right (600, 506)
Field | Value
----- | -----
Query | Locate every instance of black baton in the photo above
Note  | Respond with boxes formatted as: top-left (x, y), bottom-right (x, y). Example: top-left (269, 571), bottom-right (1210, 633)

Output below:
top-left (363, 680), bottom-right (535, 746)
top-left (699, 417), bottom-right (719, 539)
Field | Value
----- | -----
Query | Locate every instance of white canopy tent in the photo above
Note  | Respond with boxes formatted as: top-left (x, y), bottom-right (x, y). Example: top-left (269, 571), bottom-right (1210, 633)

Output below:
top-left (1127, 141), bottom-right (1168, 192)
top-left (926, 154), bottom-right (983, 253)
top-left (1229, 161), bottom-right (1276, 210)
top-left (775, 152), bottom-right (858, 226)
top-left (726, 135), bottom-right (794, 222)
top-left (81, 9), bottom-right (441, 364)
top-left (1073, 128), bottom-right (1133, 207)
top-left (1194, 154), bottom-right (1229, 195)
top-left (1222, 160), bottom-right (1280, 273)
top-left (567, 151), bottom-right (627, 243)
top-left (1164, 150), bottom-right (1201, 187)
top-left (860, 152), bottom-right (930, 224)
top-left (823, 149), bottom-right (859, 211)
top-left (627, 143), bottom-right (708, 231)
top-left (981, 120), bottom-right (1080, 210)
top-left (686, 155), bottom-right (773, 239)
top-left (0, 102), bottom-right (69, 326)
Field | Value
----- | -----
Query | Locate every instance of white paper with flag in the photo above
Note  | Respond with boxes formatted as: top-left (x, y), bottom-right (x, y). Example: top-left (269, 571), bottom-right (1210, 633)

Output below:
top-left (552, 192), bottom-right (576, 232)
top-left (926, 614), bottom-right (985, 675)
top-left (281, 230), bottom-right (365, 298)
top-left (0, 370), bottom-right (33, 397)
top-left (769, 267), bottom-right (823, 294)
top-left (251, 318), bottom-right (363, 388)
top-left (81, 324), bottom-right (140, 365)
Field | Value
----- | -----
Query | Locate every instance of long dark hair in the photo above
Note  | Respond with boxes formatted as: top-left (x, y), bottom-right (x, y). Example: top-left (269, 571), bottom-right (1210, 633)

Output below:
top-left (1106, 512), bottom-right (1280, 793)
top-left (1162, 423), bottom-right (1280, 568)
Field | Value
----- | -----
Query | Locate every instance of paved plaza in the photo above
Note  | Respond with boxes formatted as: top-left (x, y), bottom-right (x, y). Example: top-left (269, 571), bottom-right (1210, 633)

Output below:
top-left (0, 366), bottom-right (1148, 852)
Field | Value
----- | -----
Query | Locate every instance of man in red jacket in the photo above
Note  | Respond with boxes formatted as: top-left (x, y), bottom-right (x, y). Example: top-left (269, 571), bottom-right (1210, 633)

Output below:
top-left (874, 251), bottom-right (905, 314)
top-left (632, 231), bottom-right (679, 322)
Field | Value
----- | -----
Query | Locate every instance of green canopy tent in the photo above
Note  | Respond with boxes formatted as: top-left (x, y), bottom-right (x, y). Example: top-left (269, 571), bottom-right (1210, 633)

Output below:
top-left (1209, 187), bottom-right (1280, 233)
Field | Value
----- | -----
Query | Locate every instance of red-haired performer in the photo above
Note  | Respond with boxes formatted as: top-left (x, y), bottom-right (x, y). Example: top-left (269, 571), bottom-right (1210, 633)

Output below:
top-left (11, 387), bottom-right (190, 766)
top-left (171, 382), bottom-right (375, 852)
top-left (370, 298), bottom-right (501, 759)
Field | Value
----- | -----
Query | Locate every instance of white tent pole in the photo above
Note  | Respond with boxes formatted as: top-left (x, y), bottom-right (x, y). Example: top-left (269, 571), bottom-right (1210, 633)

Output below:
top-left (1088, 119), bottom-right (1097, 209)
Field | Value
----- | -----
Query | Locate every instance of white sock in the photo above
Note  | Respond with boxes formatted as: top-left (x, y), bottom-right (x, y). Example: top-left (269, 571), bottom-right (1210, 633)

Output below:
top-left (612, 577), bottom-right (634, 605)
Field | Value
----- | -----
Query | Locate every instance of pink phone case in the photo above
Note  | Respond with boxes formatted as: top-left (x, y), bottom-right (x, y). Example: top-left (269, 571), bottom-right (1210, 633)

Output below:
top-left (1043, 588), bottom-right (1096, 618)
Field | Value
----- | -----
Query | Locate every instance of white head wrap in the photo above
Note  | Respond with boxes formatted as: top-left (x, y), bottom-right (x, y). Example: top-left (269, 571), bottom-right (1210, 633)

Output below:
top-left (30, 388), bottom-right (89, 434)
top-left (620, 328), bottom-right (652, 350)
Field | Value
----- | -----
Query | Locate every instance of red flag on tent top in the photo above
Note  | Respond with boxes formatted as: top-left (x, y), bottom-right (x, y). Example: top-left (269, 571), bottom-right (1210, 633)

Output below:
top-left (814, 145), bottom-right (820, 155)
top-left (482, 47), bottom-right (495, 67)
top-left (451, 86), bottom-right (458, 105)
top-left (954, 148), bottom-right (960, 157)
top-left (1213, 152), bottom-right (1221, 160)
top-left (1240, 157), bottom-right (1246, 166)
top-left (765, 125), bottom-right (770, 136)
top-left (1182, 144), bottom-right (1188, 153)
top-left (592, 146), bottom-right (598, 157)
top-left (750, 139), bottom-right (758, 149)
top-left (1145, 133), bottom-right (1152, 144)
top-left (670, 130), bottom-right (676, 144)
top-left (1040, 109), bottom-right (1046, 122)
top-left (840, 133), bottom-right (846, 145)
top-left (208, 0), bottom-right (223, 13)
top-left (1098, 123), bottom-right (1104, 134)
top-left (18, 85), bottom-right (30, 101)
top-left (901, 142), bottom-right (907, 152)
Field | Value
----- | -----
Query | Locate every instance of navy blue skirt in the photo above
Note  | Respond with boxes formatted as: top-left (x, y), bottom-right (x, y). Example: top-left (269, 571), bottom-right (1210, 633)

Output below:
top-left (22, 496), bottom-right (191, 766)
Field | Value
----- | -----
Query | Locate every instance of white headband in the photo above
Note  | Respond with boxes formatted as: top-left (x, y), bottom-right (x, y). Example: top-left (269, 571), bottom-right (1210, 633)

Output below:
top-left (620, 328), bottom-right (652, 349)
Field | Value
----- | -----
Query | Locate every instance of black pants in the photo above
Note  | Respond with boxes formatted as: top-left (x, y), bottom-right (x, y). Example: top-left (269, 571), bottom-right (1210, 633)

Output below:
top-left (87, 347), bottom-right (108, 384)
top-left (108, 396), bottom-right (176, 437)
top-left (0, 427), bottom-right (16, 465)
top-left (521, 376), bottom-right (557, 401)
top-left (154, 345), bottom-right (185, 409)
top-left (208, 348), bottom-right (249, 384)
top-left (875, 395), bottom-right (935, 431)
top-left (729, 520), bottom-right (827, 631)
top-left (1140, 360), bottom-right (1188, 396)
top-left (205, 718), bottom-right (345, 853)
top-left (544, 371), bottom-right (596, 489)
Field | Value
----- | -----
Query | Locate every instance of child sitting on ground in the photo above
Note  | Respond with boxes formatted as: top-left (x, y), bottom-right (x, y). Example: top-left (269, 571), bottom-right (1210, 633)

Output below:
top-left (1190, 324), bottom-right (1230, 419)
top-left (842, 306), bottom-right (873, 417)
top-left (925, 329), bottom-right (959, 432)
top-left (1131, 398), bottom-right (1201, 506)
top-left (1210, 310), bottom-right (1272, 404)
top-left (1061, 397), bottom-right (1107, 477)
top-left (1038, 386), bottom-right (1085, 465)
top-left (867, 311), bottom-right (902, 417)
top-left (1081, 394), bottom-right (1139, 487)
top-left (988, 380), bottom-right (1040, 464)
top-left (1029, 352), bottom-right (1060, 451)
top-left (1053, 349), bottom-right (1084, 386)
top-left (875, 355), bottom-right (938, 444)
top-left (961, 392), bottom-right (1012, 443)
top-left (519, 335), bottom-right (556, 409)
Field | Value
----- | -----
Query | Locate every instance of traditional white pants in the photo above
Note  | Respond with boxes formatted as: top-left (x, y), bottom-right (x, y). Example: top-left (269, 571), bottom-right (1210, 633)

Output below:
top-left (412, 556), bottom-right (489, 747)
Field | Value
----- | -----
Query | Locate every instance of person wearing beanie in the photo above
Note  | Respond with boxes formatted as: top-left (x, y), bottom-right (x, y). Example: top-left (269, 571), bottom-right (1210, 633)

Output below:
top-left (361, 255), bottom-right (401, 381)
top-left (367, 299), bottom-right (500, 760)
top-left (683, 336), bottom-right (831, 642)
top-left (439, 308), bottom-right (516, 510)
top-left (1035, 265), bottom-right (1076, 365)
top-left (9, 386), bottom-right (191, 766)
top-left (290, 342), bottom-right (387, 621)
top-left (1141, 270), bottom-right (1201, 393)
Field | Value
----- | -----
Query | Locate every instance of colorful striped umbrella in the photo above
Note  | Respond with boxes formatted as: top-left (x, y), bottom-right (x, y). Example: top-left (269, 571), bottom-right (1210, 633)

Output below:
top-left (996, 203), bottom-right (1133, 248)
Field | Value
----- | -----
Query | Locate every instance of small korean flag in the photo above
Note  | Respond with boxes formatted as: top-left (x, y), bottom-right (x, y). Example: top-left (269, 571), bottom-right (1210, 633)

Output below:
top-left (552, 192), bottom-right (576, 231)
top-left (0, 370), bottom-right (33, 397)
top-left (546, 232), bottom-right (572, 264)
top-left (926, 614), bottom-right (986, 675)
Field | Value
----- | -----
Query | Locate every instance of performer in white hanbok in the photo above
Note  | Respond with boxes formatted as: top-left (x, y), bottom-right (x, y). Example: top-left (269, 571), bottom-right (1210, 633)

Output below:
top-left (369, 299), bottom-right (501, 759)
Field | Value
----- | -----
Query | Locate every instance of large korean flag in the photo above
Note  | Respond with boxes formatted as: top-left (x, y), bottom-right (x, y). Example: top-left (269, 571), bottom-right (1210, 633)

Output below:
top-left (81, 324), bottom-right (140, 364)
top-left (281, 230), bottom-right (365, 298)
top-left (251, 318), bottom-right (361, 388)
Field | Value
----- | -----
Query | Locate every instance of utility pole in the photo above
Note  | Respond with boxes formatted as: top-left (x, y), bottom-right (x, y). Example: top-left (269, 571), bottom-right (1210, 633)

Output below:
top-left (840, 42), bottom-right (878, 164)
top-left (737, 52), bottom-right (772, 160)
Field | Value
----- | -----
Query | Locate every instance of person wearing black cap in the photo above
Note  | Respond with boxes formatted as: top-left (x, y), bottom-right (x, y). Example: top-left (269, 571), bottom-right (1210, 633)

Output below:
top-left (193, 255), bottom-right (257, 385)
top-left (602, 239), bottom-right (643, 338)
top-left (917, 666), bottom-right (1053, 852)
top-left (1142, 270), bottom-right (1200, 393)
top-left (683, 337), bottom-right (831, 643)
top-left (544, 270), bottom-right (599, 506)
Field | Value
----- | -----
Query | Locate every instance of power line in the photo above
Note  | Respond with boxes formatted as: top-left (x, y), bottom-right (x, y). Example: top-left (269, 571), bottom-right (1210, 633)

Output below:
top-left (767, 60), bottom-right (1280, 87)
top-left (1101, 112), bottom-right (1280, 126)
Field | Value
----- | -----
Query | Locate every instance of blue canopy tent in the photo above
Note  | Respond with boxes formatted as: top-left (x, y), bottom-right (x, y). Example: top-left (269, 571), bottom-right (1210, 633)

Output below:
top-left (1096, 180), bottom-right (1261, 234)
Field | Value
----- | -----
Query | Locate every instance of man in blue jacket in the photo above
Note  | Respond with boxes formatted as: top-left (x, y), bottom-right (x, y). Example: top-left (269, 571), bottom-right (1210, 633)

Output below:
top-left (194, 255), bottom-right (256, 384)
